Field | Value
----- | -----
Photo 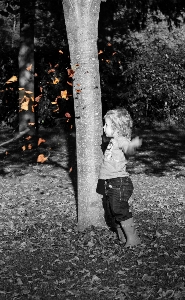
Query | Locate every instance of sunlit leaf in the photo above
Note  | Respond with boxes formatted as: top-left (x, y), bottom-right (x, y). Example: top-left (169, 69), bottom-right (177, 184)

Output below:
top-left (20, 100), bottom-right (29, 111)
top-left (61, 90), bottom-right (67, 99)
top-left (6, 75), bottom-right (17, 84)
top-left (59, 49), bottom-right (63, 54)
top-left (48, 69), bottom-right (55, 74)
top-left (35, 95), bottom-right (42, 102)
top-left (53, 77), bottom-right (59, 84)
top-left (98, 50), bottom-right (103, 54)
top-left (38, 138), bottom-right (46, 146)
top-left (25, 136), bottom-right (32, 140)
top-left (22, 145), bottom-right (26, 151)
top-left (26, 64), bottom-right (32, 71)
top-left (37, 154), bottom-right (48, 163)
top-left (67, 69), bottom-right (75, 77)
top-left (65, 112), bottom-right (71, 118)
top-left (53, 108), bottom-right (59, 112)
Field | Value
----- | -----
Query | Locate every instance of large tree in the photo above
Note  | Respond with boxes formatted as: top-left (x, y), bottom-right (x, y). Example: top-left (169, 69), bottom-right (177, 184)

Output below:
top-left (62, 0), bottom-right (106, 231)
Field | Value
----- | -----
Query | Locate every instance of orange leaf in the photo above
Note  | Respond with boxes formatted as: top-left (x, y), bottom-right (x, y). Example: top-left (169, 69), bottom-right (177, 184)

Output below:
top-left (35, 95), bottom-right (42, 102)
top-left (112, 52), bottom-right (117, 55)
top-left (38, 138), bottom-right (46, 146)
top-left (25, 136), bottom-right (32, 140)
top-left (54, 64), bottom-right (59, 68)
top-left (67, 81), bottom-right (73, 86)
top-left (61, 90), bottom-right (67, 99)
top-left (26, 64), bottom-right (32, 71)
top-left (59, 50), bottom-right (63, 54)
top-left (22, 145), bottom-right (26, 151)
top-left (53, 108), bottom-right (59, 112)
top-left (65, 112), bottom-right (71, 118)
top-left (28, 144), bottom-right (32, 149)
top-left (98, 50), bottom-right (103, 55)
top-left (69, 167), bottom-right (72, 173)
top-left (37, 154), bottom-right (48, 163)
top-left (76, 89), bottom-right (81, 93)
top-left (53, 77), bottom-right (59, 84)
top-left (48, 68), bottom-right (55, 74)
top-left (107, 42), bottom-right (112, 46)
top-left (6, 75), bottom-right (17, 84)
top-left (20, 98), bottom-right (29, 111)
top-left (67, 69), bottom-right (75, 77)
top-left (5, 151), bottom-right (8, 155)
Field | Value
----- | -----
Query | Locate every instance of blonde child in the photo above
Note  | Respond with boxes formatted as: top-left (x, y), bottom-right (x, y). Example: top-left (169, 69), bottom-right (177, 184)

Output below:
top-left (97, 107), bottom-right (142, 247)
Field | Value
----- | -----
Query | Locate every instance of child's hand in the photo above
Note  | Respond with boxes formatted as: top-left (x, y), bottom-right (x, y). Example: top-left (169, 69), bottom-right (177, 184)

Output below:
top-left (130, 136), bottom-right (142, 148)
top-left (126, 136), bottom-right (142, 156)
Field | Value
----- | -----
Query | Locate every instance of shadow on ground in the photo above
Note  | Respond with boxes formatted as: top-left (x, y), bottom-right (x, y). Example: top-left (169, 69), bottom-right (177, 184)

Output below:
top-left (128, 126), bottom-right (185, 176)
top-left (1, 125), bottom-right (185, 180)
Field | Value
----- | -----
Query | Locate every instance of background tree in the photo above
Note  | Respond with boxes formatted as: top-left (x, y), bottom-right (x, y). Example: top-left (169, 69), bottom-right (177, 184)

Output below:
top-left (18, 0), bottom-right (36, 137)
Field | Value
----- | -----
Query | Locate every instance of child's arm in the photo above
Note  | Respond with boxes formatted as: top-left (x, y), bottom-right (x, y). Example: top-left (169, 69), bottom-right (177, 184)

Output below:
top-left (126, 136), bottom-right (142, 156)
top-left (117, 136), bottom-right (142, 156)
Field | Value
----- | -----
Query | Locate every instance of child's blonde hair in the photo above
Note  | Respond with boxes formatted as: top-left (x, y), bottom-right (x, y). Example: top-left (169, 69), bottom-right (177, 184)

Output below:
top-left (104, 107), bottom-right (133, 139)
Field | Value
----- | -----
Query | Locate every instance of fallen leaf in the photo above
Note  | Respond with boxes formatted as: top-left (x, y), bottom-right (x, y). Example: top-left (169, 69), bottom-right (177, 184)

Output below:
top-left (38, 138), bottom-right (46, 146)
top-left (37, 154), bottom-right (48, 163)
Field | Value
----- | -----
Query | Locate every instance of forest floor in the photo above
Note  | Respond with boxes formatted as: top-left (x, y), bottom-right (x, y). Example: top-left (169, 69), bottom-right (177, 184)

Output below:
top-left (0, 124), bottom-right (185, 300)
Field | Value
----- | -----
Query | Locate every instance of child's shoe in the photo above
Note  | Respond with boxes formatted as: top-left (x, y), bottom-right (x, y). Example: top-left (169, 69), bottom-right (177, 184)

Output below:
top-left (121, 218), bottom-right (141, 247)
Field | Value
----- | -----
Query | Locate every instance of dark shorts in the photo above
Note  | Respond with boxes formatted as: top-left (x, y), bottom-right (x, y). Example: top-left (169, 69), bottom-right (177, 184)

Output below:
top-left (105, 177), bottom-right (133, 222)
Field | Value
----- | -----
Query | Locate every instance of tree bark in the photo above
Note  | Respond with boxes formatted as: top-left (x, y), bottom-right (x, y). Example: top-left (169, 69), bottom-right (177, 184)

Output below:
top-left (62, 0), bottom-right (105, 231)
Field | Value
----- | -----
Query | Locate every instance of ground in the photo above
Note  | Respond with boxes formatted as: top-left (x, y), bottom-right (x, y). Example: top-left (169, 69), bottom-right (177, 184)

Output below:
top-left (0, 125), bottom-right (185, 300)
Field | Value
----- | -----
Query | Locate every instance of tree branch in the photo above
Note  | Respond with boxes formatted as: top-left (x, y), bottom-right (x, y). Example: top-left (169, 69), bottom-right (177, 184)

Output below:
top-left (0, 128), bottom-right (30, 148)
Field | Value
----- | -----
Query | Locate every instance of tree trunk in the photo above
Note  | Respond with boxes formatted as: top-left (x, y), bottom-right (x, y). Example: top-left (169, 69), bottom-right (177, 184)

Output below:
top-left (18, 0), bottom-right (35, 136)
top-left (62, 0), bottom-right (105, 231)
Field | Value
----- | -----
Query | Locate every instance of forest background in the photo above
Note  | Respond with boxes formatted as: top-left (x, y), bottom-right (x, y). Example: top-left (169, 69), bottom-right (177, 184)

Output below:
top-left (0, 0), bottom-right (185, 128)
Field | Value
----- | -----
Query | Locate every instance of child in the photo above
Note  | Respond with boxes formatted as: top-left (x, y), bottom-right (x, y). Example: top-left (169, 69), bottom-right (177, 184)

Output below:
top-left (97, 107), bottom-right (142, 247)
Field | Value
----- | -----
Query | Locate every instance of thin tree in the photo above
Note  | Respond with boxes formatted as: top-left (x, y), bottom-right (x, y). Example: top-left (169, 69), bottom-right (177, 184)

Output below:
top-left (18, 0), bottom-right (36, 137)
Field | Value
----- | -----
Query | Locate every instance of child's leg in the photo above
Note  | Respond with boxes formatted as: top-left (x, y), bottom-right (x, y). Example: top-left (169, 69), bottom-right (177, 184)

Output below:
top-left (121, 217), bottom-right (141, 247)
top-left (107, 177), bottom-right (141, 247)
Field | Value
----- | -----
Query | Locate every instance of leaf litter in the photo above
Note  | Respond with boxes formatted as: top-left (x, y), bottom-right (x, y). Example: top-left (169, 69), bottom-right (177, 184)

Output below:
top-left (0, 127), bottom-right (185, 299)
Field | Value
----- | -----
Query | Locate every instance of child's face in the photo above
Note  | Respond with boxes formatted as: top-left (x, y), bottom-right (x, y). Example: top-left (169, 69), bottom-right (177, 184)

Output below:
top-left (103, 117), bottom-right (116, 137)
